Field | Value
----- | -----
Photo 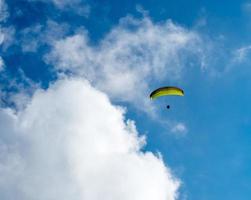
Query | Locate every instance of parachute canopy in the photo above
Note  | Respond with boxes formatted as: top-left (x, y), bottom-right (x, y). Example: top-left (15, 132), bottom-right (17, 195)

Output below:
top-left (150, 86), bottom-right (184, 100)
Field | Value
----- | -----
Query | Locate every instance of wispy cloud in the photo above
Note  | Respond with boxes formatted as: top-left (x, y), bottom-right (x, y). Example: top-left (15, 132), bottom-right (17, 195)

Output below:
top-left (232, 45), bottom-right (251, 63)
top-left (171, 122), bottom-right (188, 136)
top-left (0, 26), bottom-right (15, 51)
top-left (0, 0), bottom-right (8, 22)
top-left (20, 20), bottom-right (70, 53)
top-left (30, 0), bottom-right (90, 17)
top-left (45, 16), bottom-right (204, 111)
top-left (0, 57), bottom-right (4, 71)
top-left (0, 79), bottom-right (180, 200)
top-left (0, 0), bottom-right (10, 73)
top-left (0, 68), bottom-right (39, 110)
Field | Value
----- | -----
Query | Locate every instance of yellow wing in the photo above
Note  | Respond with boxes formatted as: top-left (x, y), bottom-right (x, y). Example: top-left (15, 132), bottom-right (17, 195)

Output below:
top-left (150, 86), bottom-right (184, 100)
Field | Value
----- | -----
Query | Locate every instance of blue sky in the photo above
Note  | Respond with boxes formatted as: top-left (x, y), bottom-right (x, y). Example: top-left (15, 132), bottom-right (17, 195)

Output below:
top-left (1, 0), bottom-right (251, 199)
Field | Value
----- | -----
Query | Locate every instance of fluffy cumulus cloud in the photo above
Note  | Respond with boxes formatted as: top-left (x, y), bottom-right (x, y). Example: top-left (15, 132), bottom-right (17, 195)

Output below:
top-left (46, 16), bottom-right (203, 108)
top-left (0, 79), bottom-right (180, 200)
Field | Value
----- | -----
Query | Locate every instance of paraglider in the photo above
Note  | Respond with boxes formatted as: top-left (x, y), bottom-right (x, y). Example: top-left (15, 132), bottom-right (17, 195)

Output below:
top-left (150, 86), bottom-right (184, 99)
top-left (150, 86), bottom-right (184, 109)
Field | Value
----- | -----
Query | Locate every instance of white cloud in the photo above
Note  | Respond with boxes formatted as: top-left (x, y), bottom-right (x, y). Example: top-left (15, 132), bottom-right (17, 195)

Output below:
top-left (0, 57), bottom-right (4, 71)
top-left (0, 0), bottom-right (11, 72)
top-left (233, 45), bottom-right (251, 62)
top-left (50, 0), bottom-right (84, 8)
top-left (30, 0), bottom-right (90, 17)
top-left (0, 26), bottom-right (11, 72)
top-left (0, 0), bottom-right (14, 72)
top-left (0, 0), bottom-right (8, 22)
top-left (0, 79), bottom-right (180, 200)
top-left (171, 122), bottom-right (188, 135)
top-left (46, 16), bottom-right (203, 109)
top-left (20, 20), bottom-right (69, 53)
top-left (0, 68), bottom-right (39, 110)
top-left (0, 26), bottom-right (15, 51)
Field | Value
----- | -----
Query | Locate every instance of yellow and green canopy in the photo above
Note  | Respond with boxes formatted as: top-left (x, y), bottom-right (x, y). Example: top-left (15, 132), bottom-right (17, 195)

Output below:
top-left (150, 86), bottom-right (184, 100)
